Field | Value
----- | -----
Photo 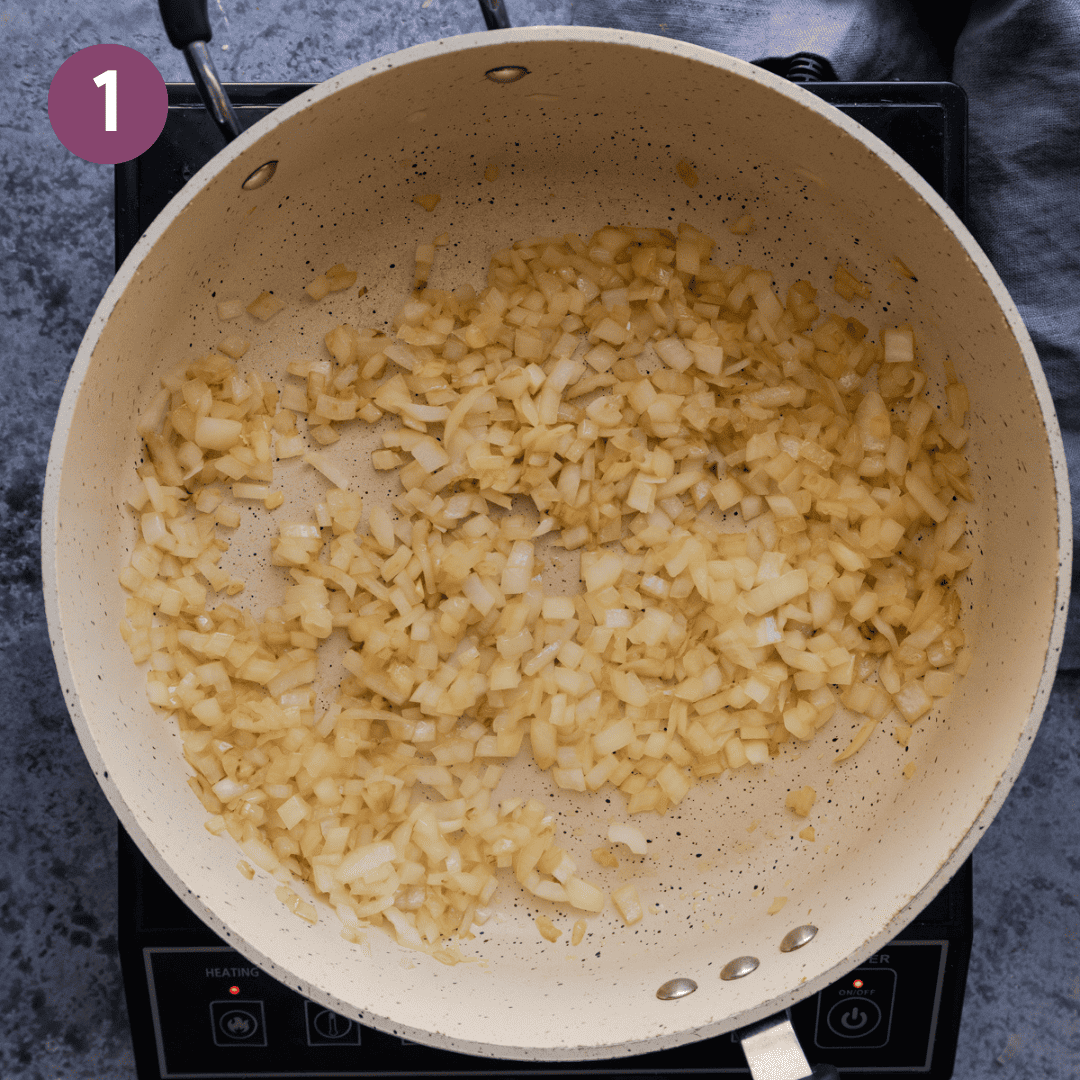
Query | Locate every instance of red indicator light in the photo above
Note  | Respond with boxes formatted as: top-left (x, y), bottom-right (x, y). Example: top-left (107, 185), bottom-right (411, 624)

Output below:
top-left (852, 979), bottom-right (864, 989)
top-left (229, 985), bottom-right (241, 996)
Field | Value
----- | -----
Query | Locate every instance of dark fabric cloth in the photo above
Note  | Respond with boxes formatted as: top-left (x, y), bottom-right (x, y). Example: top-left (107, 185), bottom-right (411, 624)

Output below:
top-left (953, 1), bottom-right (1080, 666)
top-left (569, 0), bottom-right (1080, 664)
top-left (570, 0), bottom-right (951, 79)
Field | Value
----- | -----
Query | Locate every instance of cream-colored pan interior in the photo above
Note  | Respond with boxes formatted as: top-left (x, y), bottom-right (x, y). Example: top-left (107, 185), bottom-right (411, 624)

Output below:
top-left (43, 28), bottom-right (1069, 1061)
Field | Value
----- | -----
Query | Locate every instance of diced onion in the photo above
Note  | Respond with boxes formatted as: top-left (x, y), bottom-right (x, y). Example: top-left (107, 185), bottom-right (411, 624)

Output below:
top-left (611, 883), bottom-right (643, 925)
top-left (607, 823), bottom-right (648, 855)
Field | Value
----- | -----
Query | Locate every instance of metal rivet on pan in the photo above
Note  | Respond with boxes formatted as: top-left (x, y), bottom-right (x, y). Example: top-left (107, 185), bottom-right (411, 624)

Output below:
top-left (656, 978), bottom-right (698, 1000)
top-left (780, 925), bottom-right (819, 953)
top-left (241, 160), bottom-right (278, 190)
top-left (485, 65), bottom-right (529, 84)
top-left (720, 956), bottom-right (760, 981)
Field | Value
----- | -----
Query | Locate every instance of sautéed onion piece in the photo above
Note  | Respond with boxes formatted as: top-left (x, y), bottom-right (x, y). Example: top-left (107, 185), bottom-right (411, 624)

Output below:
top-left (119, 226), bottom-right (973, 955)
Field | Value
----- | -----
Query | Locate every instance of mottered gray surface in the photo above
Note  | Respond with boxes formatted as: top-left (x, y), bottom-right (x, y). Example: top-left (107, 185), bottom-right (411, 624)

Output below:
top-left (1, 1), bottom-right (1077, 1077)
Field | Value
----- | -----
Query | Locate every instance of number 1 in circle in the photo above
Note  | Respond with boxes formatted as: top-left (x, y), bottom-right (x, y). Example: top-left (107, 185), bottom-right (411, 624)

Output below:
top-left (94, 68), bottom-right (117, 131)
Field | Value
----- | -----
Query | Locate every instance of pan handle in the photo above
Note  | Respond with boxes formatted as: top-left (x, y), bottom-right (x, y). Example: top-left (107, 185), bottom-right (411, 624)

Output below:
top-left (737, 1013), bottom-right (839, 1080)
top-left (157, 0), bottom-right (512, 145)
top-left (157, 0), bottom-right (243, 143)
top-left (478, 0), bottom-right (512, 30)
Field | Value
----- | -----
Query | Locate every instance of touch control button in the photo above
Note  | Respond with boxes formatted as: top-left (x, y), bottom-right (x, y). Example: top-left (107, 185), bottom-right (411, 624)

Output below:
top-left (210, 1000), bottom-right (267, 1046)
top-left (826, 997), bottom-right (883, 1038)
top-left (304, 1000), bottom-right (362, 1046)
top-left (814, 962), bottom-right (897, 1051)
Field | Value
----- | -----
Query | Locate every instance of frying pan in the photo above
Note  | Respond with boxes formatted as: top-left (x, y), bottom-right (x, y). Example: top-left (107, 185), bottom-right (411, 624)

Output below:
top-left (41, 9), bottom-right (1070, 1066)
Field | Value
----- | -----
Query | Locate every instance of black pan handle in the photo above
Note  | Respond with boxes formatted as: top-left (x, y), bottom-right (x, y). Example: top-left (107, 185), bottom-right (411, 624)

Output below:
top-left (158, 0), bottom-right (243, 143)
top-left (478, 0), bottom-right (512, 29)
top-left (158, 0), bottom-right (213, 49)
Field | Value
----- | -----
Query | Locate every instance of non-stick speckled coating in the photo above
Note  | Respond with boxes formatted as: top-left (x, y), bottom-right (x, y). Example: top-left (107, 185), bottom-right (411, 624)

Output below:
top-left (42, 28), bottom-right (1069, 1060)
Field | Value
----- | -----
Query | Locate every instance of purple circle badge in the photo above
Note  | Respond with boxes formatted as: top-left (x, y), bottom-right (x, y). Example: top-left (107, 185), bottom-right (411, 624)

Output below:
top-left (48, 44), bottom-right (168, 165)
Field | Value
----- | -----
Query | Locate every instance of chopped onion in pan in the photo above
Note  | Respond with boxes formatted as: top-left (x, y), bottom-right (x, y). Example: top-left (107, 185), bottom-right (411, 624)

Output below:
top-left (119, 225), bottom-right (974, 954)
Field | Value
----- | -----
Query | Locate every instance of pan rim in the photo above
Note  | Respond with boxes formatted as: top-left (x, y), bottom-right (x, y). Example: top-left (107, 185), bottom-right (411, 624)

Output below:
top-left (41, 25), bottom-right (1071, 1060)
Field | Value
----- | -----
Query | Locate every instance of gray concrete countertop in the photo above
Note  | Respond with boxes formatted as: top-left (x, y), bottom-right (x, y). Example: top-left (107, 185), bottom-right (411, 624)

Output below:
top-left (2, 2), bottom-right (1077, 1077)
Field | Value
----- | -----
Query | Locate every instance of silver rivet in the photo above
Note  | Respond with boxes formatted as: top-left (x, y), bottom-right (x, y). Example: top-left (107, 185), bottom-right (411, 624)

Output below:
top-left (241, 160), bottom-right (278, 190)
top-left (485, 65), bottom-right (529, 84)
top-left (780, 925), bottom-right (818, 953)
top-left (720, 956), bottom-right (760, 981)
top-left (656, 977), bottom-right (698, 1000)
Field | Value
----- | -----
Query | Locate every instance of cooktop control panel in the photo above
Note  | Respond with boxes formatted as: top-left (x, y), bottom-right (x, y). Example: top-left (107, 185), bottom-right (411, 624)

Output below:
top-left (136, 939), bottom-right (951, 1078)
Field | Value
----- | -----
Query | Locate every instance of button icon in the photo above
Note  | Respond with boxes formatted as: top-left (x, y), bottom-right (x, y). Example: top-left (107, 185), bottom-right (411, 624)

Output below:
top-left (210, 1000), bottom-right (267, 1047)
top-left (826, 997), bottom-right (883, 1039)
top-left (839, 1005), bottom-right (870, 1031)
top-left (315, 1011), bottom-right (351, 1039)
top-left (304, 1000), bottom-right (362, 1046)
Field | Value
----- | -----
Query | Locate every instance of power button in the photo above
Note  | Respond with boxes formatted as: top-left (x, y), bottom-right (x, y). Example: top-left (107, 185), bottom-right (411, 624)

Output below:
top-left (814, 964), bottom-right (896, 1050)
top-left (826, 997), bottom-right (882, 1037)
